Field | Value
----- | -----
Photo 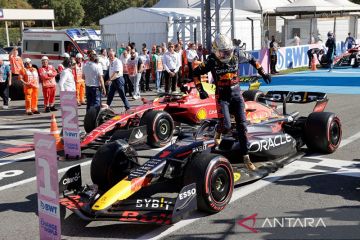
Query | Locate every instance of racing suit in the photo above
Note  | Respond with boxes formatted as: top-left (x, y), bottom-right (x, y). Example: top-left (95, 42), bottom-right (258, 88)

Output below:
top-left (193, 51), bottom-right (271, 156)
top-left (325, 37), bottom-right (336, 70)
top-left (38, 65), bottom-right (57, 112)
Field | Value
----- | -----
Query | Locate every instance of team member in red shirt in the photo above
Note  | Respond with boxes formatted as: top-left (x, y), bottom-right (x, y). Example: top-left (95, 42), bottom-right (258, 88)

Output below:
top-left (38, 56), bottom-right (57, 113)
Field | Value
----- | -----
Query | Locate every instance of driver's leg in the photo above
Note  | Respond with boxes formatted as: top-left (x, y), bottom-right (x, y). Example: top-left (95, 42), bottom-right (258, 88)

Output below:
top-left (231, 95), bottom-right (256, 171)
top-left (215, 100), bottom-right (230, 145)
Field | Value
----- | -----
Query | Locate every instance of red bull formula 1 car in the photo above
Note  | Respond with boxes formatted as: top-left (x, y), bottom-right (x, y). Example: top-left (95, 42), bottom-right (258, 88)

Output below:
top-left (59, 90), bottom-right (342, 224)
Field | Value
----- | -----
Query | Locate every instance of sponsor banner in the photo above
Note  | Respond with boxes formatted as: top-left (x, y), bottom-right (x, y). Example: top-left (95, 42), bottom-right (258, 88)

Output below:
top-left (60, 91), bottom-right (81, 158)
top-left (239, 41), bottom-right (347, 76)
top-left (34, 133), bottom-right (61, 240)
top-left (0, 9), bottom-right (3, 18)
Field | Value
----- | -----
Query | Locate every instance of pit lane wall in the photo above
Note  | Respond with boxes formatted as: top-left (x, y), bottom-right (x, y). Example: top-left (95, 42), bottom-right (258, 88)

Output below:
top-left (240, 41), bottom-right (348, 76)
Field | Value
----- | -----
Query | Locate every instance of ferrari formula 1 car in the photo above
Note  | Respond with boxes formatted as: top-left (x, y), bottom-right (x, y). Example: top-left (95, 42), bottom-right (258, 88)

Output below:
top-left (80, 79), bottom-right (263, 149)
top-left (59, 90), bottom-right (342, 224)
top-left (321, 45), bottom-right (360, 68)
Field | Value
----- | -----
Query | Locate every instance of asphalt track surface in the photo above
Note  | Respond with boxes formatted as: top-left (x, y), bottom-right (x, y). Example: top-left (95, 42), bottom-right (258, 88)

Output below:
top-left (0, 69), bottom-right (359, 240)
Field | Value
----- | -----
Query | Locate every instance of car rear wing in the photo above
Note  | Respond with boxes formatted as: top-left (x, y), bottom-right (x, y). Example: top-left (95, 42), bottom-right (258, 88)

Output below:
top-left (261, 91), bottom-right (328, 115)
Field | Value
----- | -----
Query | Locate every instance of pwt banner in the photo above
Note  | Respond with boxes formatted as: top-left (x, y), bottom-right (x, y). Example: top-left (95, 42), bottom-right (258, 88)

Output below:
top-left (239, 41), bottom-right (347, 76)
top-left (34, 133), bottom-right (61, 240)
top-left (60, 91), bottom-right (81, 159)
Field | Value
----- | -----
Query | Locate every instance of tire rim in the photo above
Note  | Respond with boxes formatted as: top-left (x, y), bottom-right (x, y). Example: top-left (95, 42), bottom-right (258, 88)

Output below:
top-left (329, 120), bottom-right (340, 146)
top-left (157, 118), bottom-right (171, 141)
top-left (210, 167), bottom-right (230, 202)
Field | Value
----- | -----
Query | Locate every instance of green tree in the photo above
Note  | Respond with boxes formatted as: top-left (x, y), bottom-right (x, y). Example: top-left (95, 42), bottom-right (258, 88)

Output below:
top-left (81, 0), bottom-right (131, 25)
top-left (0, 0), bottom-right (32, 8)
top-left (49, 0), bottom-right (84, 26)
top-left (27, 0), bottom-right (50, 9)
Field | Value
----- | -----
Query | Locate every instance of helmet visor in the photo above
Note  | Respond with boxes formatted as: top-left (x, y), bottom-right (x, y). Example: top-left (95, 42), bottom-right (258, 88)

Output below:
top-left (215, 49), bottom-right (233, 62)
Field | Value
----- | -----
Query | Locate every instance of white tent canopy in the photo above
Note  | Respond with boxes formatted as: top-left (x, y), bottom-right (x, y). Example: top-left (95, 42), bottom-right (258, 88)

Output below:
top-left (153, 0), bottom-right (200, 8)
top-left (276, 0), bottom-right (360, 13)
top-left (225, 0), bottom-right (293, 13)
top-left (100, 7), bottom-right (262, 50)
top-left (153, 0), bottom-right (293, 13)
top-left (325, 0), bottom-right (360, 11)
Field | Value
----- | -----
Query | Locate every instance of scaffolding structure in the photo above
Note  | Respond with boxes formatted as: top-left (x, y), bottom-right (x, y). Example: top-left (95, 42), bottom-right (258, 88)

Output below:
top-left (200, 0), bottom-right (236, 50)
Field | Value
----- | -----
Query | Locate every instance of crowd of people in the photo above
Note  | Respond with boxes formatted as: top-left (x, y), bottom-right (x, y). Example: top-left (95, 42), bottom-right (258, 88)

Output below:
top-left (0, 41), bottom-right (208, 114)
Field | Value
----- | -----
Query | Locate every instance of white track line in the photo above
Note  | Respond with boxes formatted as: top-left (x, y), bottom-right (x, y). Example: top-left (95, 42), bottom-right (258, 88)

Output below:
top-left (306, 130), bottom-right (360, 159)
top-left (137, 167), bottom-right (296, 240)
top-left (0, 124), bottom-right (49, 133)
top-left (0, 160), bottom-right (92, 192)
top-left (0, 151), bottom-right (35, 166)
top-left (339, 131), bottom-right (360, 148)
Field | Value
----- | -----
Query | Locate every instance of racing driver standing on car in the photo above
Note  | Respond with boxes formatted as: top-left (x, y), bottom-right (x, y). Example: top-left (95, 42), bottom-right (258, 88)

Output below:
top-left (193, 34), bottom-right (271, 171)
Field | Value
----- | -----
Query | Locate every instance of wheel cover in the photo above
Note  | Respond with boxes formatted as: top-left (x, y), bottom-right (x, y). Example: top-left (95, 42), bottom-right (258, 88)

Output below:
top-left (329, 120), bottom-right (341, 146)
top-left (156, 118), bottom-right (171, 141)
top-left (210, 167), bottom-right (231, 202)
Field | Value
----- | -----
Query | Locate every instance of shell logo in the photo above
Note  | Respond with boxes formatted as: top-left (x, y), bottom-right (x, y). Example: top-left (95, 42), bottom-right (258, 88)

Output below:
top-left (196, 108), bottom-right (207, 120)
top-left (233, 172), bottom-right (241, 182)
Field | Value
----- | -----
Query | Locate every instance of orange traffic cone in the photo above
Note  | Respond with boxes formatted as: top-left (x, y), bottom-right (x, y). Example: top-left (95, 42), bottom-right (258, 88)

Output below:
top-left (50, 114), bottom-right (63, 150)
top-left (311, 56), bottom-right (317, 71)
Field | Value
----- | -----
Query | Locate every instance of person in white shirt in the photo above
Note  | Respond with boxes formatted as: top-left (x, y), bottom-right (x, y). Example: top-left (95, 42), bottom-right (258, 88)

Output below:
top-left (128, 49), bottom-right (143, 99)
top-left (120, 50), bottom-right (133, 97)
top-left (106, 48), bottom-right (130, 110)
top-left (58, 59), bottom-right (76, 92)
top-left (175, 43), bottom-right (183, 88)
top-left (83, 53), bottom-right (106, 111)
top-left (98, 49), bottom-right (110, 77)
top-left (163, 42), bottom-right (181, 93)
top-left (186, 42), bottom-right (198, 79)
top-left (139, 47), bottom-right (152, 92)
top-left (293, 33), bottom-right (301, 46)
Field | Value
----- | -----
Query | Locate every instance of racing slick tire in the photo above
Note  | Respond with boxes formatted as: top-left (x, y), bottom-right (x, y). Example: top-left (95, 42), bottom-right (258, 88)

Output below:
top-left (305, 112), bottom-right (342, 154)
top-left (84, 106), bottom-right (100, 133)
top-left (91, 140), bottom-right (139, 191)
top-left (184, 153), bottom-right (234, 213)
top-left (242, 90), bottom-right (265, 102)
top-left (140, 110), bottom-right (174, 148)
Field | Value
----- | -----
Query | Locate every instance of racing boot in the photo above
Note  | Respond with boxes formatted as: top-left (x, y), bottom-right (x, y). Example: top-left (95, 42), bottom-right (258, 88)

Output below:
top-left (214, 131), bottom-right (222, 146)
top-left (243, 155), bottom-right (256, 171)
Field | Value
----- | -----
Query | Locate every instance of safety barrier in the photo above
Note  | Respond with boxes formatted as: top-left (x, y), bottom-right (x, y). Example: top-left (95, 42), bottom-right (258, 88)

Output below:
top-left (240, 41), bottom-right (348, 76)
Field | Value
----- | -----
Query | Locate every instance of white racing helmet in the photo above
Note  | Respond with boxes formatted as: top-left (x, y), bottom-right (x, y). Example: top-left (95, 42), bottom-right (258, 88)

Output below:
top-left (212, 34), bottom-right (234, 63)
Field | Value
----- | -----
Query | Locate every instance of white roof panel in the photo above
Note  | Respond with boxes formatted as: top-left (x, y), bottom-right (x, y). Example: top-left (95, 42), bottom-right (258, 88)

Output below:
top-left (325, 0), bottom-right (360, 11)
top-left (100, 7), bottom-right (260, 25)
top-left (276, 0), bottom-right (338, 13)
top-left (0, 9), bottom-right (54, 21)
top-left (100, 7), bottom-right (167, 25)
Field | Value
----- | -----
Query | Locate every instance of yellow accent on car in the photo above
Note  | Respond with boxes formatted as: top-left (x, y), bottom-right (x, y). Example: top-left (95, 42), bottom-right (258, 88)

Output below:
top-left (112, 115), bottom-right (122, 120)
top-left (196, 108), bottom-right (207, 120)
top-left (249, 80), bottom-right (261, 91)
top-left (202, 82), bottom-right (216, 95)
top-left (234, 172), bottom-right (241, 182)
top-left (92, 180), bottom-right (133, 211)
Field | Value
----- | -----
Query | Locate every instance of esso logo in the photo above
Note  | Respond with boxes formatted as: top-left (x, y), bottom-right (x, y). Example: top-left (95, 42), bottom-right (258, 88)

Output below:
top-left (179, 188), bottom-right (196, 200)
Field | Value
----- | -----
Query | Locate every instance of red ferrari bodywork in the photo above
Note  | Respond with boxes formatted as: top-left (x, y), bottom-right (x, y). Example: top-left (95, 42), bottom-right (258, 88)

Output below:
top-left (81, 84), bottom-right (218, 147)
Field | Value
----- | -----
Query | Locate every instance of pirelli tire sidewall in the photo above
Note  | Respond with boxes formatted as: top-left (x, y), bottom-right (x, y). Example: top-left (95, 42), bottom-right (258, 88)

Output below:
top-left (91, 140), bottom-right (139, 191)
top-left (305, 112), bottom-right (342, 154)
top-left (184, 153), bottom-right (234, 213)
top-left (83, 106), bottom-right (100, 133)
top-left (141, 110), bottom-right (174, 148)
